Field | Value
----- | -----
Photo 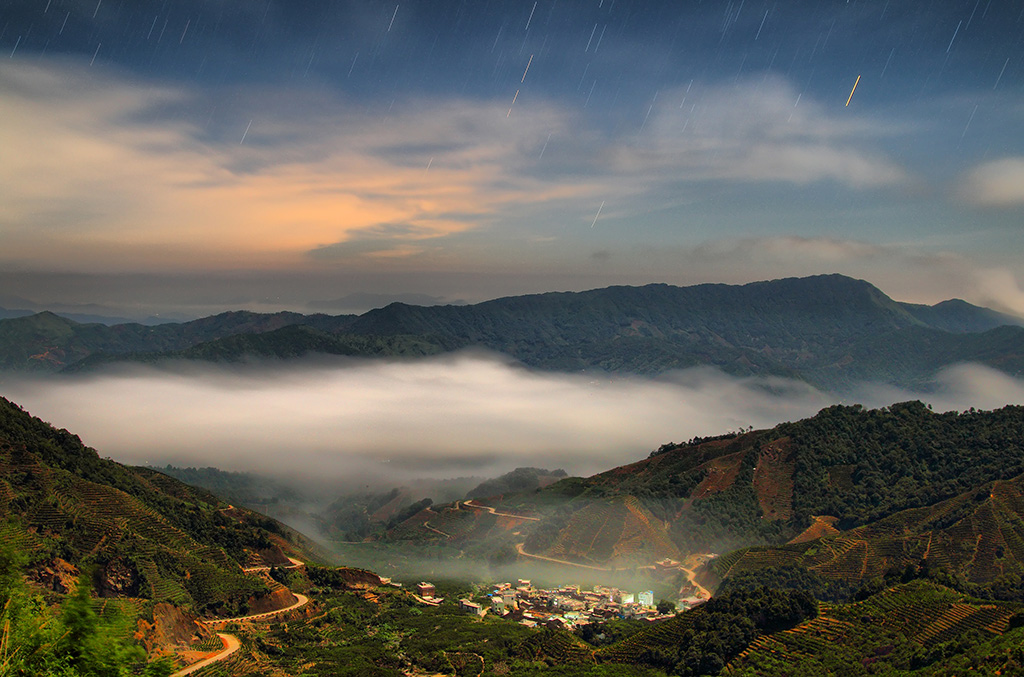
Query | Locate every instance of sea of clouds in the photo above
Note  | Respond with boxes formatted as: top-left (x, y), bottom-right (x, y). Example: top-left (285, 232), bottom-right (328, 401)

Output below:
top-left (4, 353), bottom-right (1024, 489)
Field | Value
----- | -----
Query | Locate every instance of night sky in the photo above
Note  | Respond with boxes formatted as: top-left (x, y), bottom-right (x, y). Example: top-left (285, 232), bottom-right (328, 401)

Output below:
top-left (2, 0), bottom-right (1023, 319)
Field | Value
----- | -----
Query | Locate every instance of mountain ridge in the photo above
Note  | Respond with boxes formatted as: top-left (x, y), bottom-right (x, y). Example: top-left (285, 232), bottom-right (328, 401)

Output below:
top-left (376, 401), bottom-right (1024, 586)
top-left (1, 274), bottom-right (1022, 389)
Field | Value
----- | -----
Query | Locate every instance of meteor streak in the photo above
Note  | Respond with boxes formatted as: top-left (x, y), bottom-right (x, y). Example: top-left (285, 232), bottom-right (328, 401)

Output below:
top-left (507, 89), bottom-right (519, 117)
top-left (521, 54), bottom-right (534, 83)
top-left (590, 200), bottom-right (605, 228)
top-left (845, 74), bottom-right (861, 107)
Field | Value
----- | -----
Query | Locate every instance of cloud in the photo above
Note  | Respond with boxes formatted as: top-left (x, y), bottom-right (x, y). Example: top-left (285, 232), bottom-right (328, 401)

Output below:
top-left (691, 236), bottom-right (884, 264)
top-left (4, 354), bottom-right (1022, 489)
top-left (613, 76), bottom-right (911, 190)
top-left (849, 363), bottom-right (1024, 415)
top-left (0, 58), bottom-right (580, 272)
top-left (971, 268), bottom-right (1024, 316)
top-left (308, 223), bottom-right (444, 260)
top-left (0, 60), bottom-right (918, 277)
top-left (959, 157), bottom-right (1024, 207)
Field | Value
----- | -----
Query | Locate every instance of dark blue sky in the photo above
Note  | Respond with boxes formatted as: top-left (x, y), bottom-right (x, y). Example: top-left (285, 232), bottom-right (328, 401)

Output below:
top-left (6, 2), bottom-right (1017, 109)
top-left (1, 0), bottom-right (1023, 317)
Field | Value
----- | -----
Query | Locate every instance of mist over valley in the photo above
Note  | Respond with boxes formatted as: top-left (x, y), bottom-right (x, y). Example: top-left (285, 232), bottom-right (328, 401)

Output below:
top-left (6, 353), bottom-right (1024, 495)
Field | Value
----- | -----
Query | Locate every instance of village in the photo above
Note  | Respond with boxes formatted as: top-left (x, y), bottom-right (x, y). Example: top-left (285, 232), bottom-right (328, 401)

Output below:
top-left (413, 557), bottom-right (711, 630)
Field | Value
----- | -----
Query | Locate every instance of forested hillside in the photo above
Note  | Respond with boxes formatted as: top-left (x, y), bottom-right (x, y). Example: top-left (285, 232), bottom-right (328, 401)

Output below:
top-left (8, 394), bottom-right (1024, 675)
top-left (3, 275), bottom-right (1022, 389)
top-left (0, 396), bottom-right (322, 615)
top-left (381, 402), bottom-right (1024, 581)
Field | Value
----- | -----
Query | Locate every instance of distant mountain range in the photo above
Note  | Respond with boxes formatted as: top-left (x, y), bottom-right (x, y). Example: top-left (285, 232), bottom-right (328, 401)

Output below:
top-left (0, 305), bottom-right (183, 326)
top-left (1, 274), bottom-right (1022, 389)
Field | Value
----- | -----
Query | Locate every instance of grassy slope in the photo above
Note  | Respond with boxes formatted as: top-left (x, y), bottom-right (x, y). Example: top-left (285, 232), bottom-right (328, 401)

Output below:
top-left (0, 396), bottom-right (323, 615)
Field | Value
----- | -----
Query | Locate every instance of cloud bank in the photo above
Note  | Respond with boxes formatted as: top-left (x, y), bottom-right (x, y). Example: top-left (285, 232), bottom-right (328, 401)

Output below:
top-left (0, 58), bottom-right (914, 276)
top-left (4, 354), bottom-right (1022, 490)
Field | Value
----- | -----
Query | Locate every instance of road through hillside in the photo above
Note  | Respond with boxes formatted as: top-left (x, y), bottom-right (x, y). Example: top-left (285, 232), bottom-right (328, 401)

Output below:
top-left (515, 542), bottom-right (611, 571)
top-left (463, 500), bottom-right (541, 520)
top-left (680, 564), bottom-right (711, 599)
top-left (172, 559), bottom-right (310, 675)
top-left (200, 592), bottom-right (310, 625)
top-left (170, 633), bottom-right (240, 677)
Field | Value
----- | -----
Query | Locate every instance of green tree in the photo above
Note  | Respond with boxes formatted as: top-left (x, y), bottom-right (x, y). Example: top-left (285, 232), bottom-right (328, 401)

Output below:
top-left (1, 546), bottom-right (171, 677)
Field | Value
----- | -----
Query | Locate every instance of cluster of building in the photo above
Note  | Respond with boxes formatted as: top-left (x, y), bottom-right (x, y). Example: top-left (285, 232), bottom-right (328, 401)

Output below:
top-left (418, 578), bottom-right (682, 629)
top-left (413, 555), bottom-right (715, 629)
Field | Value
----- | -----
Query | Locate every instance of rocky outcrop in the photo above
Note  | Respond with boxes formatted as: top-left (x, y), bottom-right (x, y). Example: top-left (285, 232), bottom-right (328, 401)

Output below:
top-left (29, 558), bottom-right (79, 593)
top-left (246, 587), bottom-right (297, 615)
top-left (98, 557), bottom-right (140, 597)
top-left (136, 602), bottom-right (210, 652)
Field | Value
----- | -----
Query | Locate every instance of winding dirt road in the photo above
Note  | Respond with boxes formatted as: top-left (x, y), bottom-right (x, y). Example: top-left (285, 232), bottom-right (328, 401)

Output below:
top-left (200, 592), bottom-right (310, 625)
top-left (514, 542), bottom-right (612, 571)
top-left (680, 565), bottom-right (711, 599)
top-left (171, 559), bottom-right (310, 675)
top-left (462, 500), bottom-right (541, 521)
top-left (170, 633), bottom-right (240, 677)
top-left (241, 556), bottom-right (306, 573)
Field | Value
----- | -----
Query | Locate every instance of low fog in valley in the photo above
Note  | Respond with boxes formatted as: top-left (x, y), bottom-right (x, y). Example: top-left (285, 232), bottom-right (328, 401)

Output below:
top-left (4, 353), bottom-right (1023, 493)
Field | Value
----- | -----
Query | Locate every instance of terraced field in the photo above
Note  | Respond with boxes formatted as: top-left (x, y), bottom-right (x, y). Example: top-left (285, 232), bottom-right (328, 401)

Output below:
top-left (515, 629), bottom-right (595, 664)
top-left (725, 612), bottom-right (851, 674)
top-left (0, 400), bottom-right (325, 617)
top-left (388, 503), bottom-right (505, 543)
top-left (546, 499), bottom-right (627, 564)
top-left (689, 450), bottom-right (747, 500)
top-left (751, 439), bottom-right (795, 521)
top-left (596, 610), bottom-right (700, 663)
top-left (708, 474), bottom-right (1024, 591)
top-left (724, 581), bottom-right (1021, 674)
top-left (542, 496), bottom-right (678, 566)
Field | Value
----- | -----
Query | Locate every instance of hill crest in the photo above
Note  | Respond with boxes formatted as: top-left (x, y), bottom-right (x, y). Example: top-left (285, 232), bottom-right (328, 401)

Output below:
top-left (2, 274), bottom-right (1022, 389)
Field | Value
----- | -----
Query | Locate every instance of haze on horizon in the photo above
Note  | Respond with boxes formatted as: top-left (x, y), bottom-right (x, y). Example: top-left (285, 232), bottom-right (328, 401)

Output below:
top-left (0, 0), bottom-right (1023, 320)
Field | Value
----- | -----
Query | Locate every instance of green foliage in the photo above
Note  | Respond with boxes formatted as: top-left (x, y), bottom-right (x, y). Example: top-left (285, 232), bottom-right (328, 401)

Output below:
top-left (596, 588), bottom-right (816, 675)
top-left (0, 544), bottom-right (172, 677)
top-left (656, 600), bottom-right (676, 615)
top-left (718, 565), bottom-right (858, 602)
top-left (386, 498), bottom-right (434, 530)
top-left (156, 465), bottom-right (300, 516)
top-left (466, 468), bottom-right (568, 500)
top-left (728, 580), bottom-right (1024, 675)
top-left (575, 619), bottom-right (649, 647)
top-left (0, 396), bottom-right (322, 615)
top-left (785, 401), bottom-right (1024, 529)
top-left (248, 582), bottom-right (668, 677)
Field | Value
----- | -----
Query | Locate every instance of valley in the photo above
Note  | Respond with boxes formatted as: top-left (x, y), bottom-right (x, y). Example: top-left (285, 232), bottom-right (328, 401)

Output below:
top-left (8, 392), bottom-right (1024, 674)
top-left (4, 276), bottom-right (1024, 674)
top-left (5, 0), bottom-right (1023, 670)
